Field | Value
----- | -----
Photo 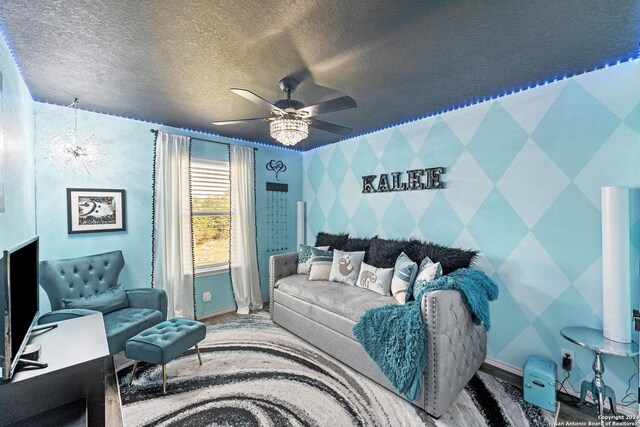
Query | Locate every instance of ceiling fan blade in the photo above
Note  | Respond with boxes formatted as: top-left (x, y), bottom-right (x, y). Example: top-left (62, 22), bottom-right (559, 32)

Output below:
top-left (211, 117), bottom-right (270, 126)
top-left (308, 118), bottom-right (352, 135)
top-left (295, 95), bottom-right (357, 118)
top-left (230, 89), bottom-right (283, 113)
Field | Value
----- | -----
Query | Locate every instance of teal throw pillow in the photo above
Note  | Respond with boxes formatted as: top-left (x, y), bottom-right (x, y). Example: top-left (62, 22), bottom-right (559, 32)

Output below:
top-left (297, 244), bottom-right (330, 274)
top-left (63, 283), bottom-right (129, 314)
top-left (391, 252), bottom-right (418, 304)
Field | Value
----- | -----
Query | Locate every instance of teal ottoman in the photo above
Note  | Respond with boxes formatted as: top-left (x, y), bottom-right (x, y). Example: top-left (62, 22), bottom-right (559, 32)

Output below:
top-left (126, 317), bottom-right (206, 394)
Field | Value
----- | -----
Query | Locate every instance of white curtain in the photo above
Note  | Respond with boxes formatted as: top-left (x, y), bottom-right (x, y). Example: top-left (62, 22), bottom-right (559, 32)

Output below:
top-left (230, 145), bottom-right (262, 314)
top-left (152, 131), bottom-right (195, 319)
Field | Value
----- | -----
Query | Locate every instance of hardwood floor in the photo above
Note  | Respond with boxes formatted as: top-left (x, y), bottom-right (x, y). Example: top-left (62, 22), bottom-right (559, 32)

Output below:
top-left (104, 356), bottom-right (124, 427)
top-left (200, 305), bottom-right (269, 327)
top-left (479, 362), bottom-right (606, 424)
top-left (106, 305), bottom-right (624, 426)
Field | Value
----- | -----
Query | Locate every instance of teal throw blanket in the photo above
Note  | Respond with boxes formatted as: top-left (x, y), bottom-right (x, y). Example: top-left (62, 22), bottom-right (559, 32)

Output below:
top-left (352, 268), bottom-right (498, 400)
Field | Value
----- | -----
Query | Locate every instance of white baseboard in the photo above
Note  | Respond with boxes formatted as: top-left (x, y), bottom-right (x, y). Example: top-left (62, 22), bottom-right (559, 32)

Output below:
top-left (485, 356), bottom-right (523, 376)
top-left (196, 300), bottom-right (270, 321)
top-left (196, 306), bottom-right (236, 320)
top-left (483, 358), bottom-right (638, 417)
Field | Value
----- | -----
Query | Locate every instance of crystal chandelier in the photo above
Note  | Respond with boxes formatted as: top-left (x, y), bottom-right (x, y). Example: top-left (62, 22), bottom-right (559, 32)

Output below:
top-left (44, 98), bottom-right (103, 176)
top-left (269, 118), bottom-right (309, 146)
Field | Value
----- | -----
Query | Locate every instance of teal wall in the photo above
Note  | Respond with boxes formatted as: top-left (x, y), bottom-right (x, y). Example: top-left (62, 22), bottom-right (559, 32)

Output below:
top-left (0, 34), bottom-right (35, 250)
top-left (34, 103), bottom-right (155, 300)
top-left (303, 60), bottom-right (640, 403)
top-left (33, 102), bottom-right (302, 317)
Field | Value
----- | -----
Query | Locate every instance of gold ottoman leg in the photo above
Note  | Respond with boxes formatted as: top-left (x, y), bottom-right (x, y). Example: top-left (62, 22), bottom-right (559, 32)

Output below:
top-left (162, 365), bottom-right (167, 395)
top-left (129, 361), bottom-right (138, 386)
top-left (195, 343), bottom-right (203, 365)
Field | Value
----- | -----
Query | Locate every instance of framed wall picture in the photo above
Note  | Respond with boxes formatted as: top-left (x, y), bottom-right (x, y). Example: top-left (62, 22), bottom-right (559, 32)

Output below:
top-left (67, 188), bottom-right (126, 234)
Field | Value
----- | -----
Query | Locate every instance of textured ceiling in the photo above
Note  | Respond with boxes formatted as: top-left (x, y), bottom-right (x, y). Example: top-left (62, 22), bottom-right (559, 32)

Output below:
top-left (0, 1), bottom-right (638, 150)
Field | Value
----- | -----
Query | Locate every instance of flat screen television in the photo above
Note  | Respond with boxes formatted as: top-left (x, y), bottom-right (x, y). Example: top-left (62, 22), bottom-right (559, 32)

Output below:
top-left (0, 236), bottom-right (40, 381)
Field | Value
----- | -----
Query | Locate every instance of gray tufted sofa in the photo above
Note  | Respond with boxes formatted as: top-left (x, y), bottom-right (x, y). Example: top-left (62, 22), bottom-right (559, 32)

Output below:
top-left (39, 250), bottom-right (167, 355)
top-left (269, 252), bottom-right (487, 418)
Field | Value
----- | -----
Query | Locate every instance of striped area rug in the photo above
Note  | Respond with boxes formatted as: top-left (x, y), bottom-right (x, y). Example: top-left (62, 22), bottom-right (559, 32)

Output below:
top-left (118, 312), bottom-right (557, 426)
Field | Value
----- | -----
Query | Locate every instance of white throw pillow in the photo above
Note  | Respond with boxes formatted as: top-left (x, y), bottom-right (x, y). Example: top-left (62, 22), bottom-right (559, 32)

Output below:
top-left (328, 250), bottom-right (365, 286)
top-left (412, 256), bottom-right (443, 297)
top-left (356, 262), bottom-right (394, 296)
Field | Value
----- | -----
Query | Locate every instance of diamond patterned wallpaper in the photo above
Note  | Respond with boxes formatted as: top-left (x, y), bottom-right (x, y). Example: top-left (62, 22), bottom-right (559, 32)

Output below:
top-left (302, 60), bottom-right (640, 399)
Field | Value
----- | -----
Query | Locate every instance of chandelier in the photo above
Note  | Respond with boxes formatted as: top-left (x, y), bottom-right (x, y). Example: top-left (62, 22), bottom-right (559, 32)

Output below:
top-left (269, 118), bottom-right (309, 146)
top-left (44, 98), bottom-right (103, 176)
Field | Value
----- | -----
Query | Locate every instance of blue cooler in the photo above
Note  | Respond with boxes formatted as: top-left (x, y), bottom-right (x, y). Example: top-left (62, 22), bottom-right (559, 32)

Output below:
top-left (523, 356), bottom-right (557, 412)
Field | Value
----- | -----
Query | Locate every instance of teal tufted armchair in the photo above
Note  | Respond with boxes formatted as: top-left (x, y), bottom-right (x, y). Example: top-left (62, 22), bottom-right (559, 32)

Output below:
top-left (39, 250), bottom-right (167, 355)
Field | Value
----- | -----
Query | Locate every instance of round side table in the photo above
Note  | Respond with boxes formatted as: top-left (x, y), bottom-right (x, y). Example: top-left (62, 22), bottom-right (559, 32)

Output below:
top-left (560, 326), bottom-right (639, 418)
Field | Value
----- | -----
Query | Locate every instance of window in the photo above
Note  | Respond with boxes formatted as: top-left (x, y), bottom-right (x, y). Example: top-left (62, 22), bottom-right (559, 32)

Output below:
top-left (191, 158), bottom-right (230, 274)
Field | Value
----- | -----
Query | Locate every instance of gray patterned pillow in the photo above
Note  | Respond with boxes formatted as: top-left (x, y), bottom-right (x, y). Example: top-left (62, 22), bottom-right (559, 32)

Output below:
top-left (297, 244), bottom-right (330, 274)
top-left (329, 250), bottom-right (365, 286)
top-left (356, 262), bottom-right (394, 296)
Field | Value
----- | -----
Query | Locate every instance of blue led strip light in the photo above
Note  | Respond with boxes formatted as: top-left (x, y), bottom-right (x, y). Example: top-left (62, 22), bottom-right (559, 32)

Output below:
top-left (35, 98), bottom-right (301, 152)
top-left (2, 22), bottom-right (638, 152)
top-left (306, 52), bottom-right (640, 151)
top-left (0, 26), bottom-right (34, 100)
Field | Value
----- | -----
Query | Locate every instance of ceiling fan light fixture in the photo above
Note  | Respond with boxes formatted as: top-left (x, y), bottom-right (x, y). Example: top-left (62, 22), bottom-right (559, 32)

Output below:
top-left (270, 118), bottom-right (308, 146)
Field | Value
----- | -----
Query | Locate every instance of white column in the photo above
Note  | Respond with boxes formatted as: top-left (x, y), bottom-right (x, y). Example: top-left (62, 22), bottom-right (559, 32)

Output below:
top-left (601, 186), bottom-right (631, 343)
top-left (296, 201), bottom-right (306, 249)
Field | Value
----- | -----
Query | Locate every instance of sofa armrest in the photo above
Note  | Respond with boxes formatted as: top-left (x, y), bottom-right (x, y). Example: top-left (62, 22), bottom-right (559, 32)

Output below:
top-left (269, 252), bottom-right (298, 319)
top-left (125, 288), bottom-right (168, 321)
top-left (38, 308), bottom-right (102, 325)
top-left (421, 289), bottom-right (487, 417)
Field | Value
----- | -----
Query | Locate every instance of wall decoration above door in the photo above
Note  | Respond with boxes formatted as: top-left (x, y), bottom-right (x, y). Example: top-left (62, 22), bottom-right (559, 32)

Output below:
top-left (67, 188), bottom-right (126, 234)
top-left (265, 159), bottom-right (287, 181)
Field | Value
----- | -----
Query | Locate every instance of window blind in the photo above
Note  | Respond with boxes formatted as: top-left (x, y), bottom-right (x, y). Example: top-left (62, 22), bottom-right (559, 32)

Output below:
top-left (191, 159), bottom-right (230, 271)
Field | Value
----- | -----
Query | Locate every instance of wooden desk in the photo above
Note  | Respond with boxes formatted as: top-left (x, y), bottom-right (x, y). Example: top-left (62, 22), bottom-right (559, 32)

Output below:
top-left (0, 314), bottom-right (110, 426)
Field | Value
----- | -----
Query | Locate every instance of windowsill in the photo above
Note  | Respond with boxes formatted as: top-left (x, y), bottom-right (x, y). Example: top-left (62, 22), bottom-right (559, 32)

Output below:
top-left (195, 265), bottom-right (230, 278)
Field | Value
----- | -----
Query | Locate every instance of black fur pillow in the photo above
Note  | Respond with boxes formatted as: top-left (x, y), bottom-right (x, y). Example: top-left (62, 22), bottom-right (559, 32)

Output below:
top-left (315, 232), bottom-right (349, 250)
top-left (405, 241), bottom-right (478, 275)
top-left (367, 238), bottom-right (419, 268)
top-left (342, 236), bottom-right (376, 252)
top-left (342, 236), bottom-right (376, 262)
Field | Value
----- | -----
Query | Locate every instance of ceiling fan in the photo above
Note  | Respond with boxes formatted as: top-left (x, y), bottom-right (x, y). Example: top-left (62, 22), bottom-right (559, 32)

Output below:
top-left (212, 77), bottom-right (357, 146)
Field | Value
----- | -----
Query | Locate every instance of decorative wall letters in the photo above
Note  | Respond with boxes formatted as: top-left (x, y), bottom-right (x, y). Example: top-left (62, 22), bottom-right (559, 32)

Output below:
top-left (362, 167), bottom-right (445, 193)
